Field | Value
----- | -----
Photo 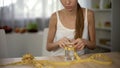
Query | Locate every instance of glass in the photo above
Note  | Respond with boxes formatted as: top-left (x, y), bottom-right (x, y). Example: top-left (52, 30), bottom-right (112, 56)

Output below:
top-left (64, 43), bottom-right (75, 61)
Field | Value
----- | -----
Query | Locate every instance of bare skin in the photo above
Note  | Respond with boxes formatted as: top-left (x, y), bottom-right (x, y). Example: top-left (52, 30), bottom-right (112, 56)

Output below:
top-left (47, 0), bottom-right (96, 51)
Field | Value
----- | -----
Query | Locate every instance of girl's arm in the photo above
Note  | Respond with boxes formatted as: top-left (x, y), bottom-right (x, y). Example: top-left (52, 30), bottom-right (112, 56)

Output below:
top-left (85, 9), bottom-right (96, 49)
top-left (46, 13), bottom-right (59, 51)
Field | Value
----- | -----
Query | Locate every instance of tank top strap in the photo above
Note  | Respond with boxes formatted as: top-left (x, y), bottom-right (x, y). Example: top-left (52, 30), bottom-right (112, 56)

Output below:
top-left (86, 8), bottom-right (88, 19)
top-left (56, 11), bottom-right (60, 22)
top-left (84, 8), bottom-right (88, 24)
top-left (82, 8), bottom-right (88, 40)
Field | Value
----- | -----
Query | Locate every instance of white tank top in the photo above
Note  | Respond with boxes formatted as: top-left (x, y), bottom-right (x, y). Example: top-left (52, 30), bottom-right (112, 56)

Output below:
top-left (52, 8), bottom-right (88, 56)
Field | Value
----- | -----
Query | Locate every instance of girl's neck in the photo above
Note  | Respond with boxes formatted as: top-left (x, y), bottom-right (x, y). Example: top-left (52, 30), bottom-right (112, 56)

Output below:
top-left (64, 8), bottom-right (77, 17)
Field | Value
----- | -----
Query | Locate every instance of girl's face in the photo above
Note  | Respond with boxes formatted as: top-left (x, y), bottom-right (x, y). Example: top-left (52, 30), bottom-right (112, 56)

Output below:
top-left (60, 0), bottom-right (78, 11)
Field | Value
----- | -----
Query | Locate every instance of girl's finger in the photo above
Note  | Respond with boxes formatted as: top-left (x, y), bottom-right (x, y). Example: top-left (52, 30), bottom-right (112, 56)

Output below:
top-left (74, 40), bottom-right (82, 48)
top-left (77, 43), bottom-right (85, 50)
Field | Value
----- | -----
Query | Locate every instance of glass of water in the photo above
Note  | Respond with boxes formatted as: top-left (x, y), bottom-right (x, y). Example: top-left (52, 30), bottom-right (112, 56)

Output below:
top-left (64, 43), bottom-right (74, 61)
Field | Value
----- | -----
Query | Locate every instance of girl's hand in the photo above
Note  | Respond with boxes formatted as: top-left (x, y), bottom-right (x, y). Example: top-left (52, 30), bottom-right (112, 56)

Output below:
top-left (72, 38), bottom-right (87, 50)
top-left (57, 37), bottom-right (71, 48)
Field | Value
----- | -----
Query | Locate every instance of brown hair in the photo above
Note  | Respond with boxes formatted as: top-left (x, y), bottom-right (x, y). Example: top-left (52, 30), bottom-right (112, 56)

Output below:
top-left (74, 3), bottom-right (84, 39)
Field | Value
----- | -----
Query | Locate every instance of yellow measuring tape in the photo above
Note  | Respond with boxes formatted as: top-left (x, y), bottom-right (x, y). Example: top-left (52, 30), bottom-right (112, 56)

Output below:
top-left (0, 46), bottom-right (112, 68)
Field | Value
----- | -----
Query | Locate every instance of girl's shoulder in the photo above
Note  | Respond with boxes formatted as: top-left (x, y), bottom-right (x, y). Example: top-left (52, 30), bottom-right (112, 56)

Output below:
top-left (51, 9), bottom-right (64, 18)
top-left (56, 9), bottom-right (64, 15)
top-left (81, 8), bottom-right (94, 18)
top-left (49, 9), bottom-right (65, 27)
top-left (81, 8), bottom-right (94, 25)
top-left (86, 8), bottom-right (94, 18)
top-left (81, 8), bottom-right (93, 14)
top-left (51, 12), bottom-right (57, 18)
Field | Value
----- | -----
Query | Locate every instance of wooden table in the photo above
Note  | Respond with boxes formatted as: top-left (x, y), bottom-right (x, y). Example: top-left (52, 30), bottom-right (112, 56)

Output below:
top-left (0, 52), bottom-right (120, 68)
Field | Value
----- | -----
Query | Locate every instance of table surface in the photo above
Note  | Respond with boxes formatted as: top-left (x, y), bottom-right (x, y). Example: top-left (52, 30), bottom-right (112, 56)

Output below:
top-left (0, 52), bottom-right (120, 68)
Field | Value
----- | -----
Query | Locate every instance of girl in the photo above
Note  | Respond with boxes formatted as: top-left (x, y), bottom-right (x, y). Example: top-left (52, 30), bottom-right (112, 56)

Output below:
top-left (46, 0), bottom-right (96, 56)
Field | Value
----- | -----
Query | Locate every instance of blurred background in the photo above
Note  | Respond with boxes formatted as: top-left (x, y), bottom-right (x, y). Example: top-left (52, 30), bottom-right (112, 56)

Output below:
top-left (0, 0), bottom-right (120, 58)
top-left (0, 0), bottom-right (63, 31)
